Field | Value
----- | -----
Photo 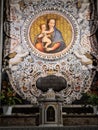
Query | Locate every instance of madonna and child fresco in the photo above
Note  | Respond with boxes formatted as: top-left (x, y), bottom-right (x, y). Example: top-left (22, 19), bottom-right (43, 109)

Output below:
top-left (35, 19), bottom-right (66, 53)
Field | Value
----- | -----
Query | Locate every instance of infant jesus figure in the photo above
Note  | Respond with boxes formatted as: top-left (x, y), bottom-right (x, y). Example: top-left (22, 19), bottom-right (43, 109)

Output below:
top-left (38, 23), bottom-right (54, 49)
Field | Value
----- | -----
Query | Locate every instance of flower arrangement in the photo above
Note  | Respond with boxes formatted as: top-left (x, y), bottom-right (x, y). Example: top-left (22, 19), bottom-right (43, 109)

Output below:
top-left (82, 92), bottom-right (98, 106)
top-left (0, 81), bottom-right (22, 106)
top-left (87, 93), bottom-right (98, 106)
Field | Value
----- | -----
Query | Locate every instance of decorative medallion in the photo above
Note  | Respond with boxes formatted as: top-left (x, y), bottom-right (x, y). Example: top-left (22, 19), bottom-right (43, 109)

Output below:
top-left (22, 10), bottom-right (80, 60)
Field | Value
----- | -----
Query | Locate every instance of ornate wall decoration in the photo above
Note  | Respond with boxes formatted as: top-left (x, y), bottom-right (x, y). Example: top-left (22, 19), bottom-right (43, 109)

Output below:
top-left (3, 0), bottom-right (98, 104)
top-left (22, 10), bottom-right (79, 60)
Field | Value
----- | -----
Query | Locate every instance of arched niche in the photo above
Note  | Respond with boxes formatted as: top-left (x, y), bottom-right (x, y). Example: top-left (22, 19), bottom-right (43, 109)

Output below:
top-left (46, 106), bottom-right (55, 122)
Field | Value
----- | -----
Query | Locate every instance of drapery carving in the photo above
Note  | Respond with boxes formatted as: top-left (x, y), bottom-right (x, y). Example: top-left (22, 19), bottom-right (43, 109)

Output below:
top-left (2, 0), bottom-right (98, 104)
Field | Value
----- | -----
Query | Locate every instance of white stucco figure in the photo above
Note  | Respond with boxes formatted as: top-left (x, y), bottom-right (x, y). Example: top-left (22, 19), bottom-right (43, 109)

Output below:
top-left (74, 51), bottom-right (92, 65)
top-left (9, 45), bottom-right (29, 67)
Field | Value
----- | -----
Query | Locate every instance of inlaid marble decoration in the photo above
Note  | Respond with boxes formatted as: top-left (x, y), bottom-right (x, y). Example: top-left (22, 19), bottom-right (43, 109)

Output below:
top-left (3, 0), bottom-right (98, 104)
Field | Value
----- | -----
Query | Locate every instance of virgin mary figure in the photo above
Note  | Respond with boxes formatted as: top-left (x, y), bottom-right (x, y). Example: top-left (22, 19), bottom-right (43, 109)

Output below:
top-left (35, 18), bottom-right (66, 53)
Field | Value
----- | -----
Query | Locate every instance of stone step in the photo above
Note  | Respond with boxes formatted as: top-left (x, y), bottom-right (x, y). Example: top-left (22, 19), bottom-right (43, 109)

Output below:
top-left (0, 126), bottom-right (98, 130)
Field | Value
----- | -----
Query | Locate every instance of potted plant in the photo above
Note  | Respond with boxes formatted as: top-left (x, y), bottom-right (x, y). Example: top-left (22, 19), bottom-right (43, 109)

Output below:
top-left (87, 93), bottom-right (98, 115)
top-left (0, 81), bottom-right (22, 115)
top-left (82, 92), bottom-right (98, 115)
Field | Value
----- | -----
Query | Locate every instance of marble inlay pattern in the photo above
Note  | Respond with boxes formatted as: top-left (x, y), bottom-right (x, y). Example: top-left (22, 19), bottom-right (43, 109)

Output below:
top-left (3, 0), bottom-right (98, 104)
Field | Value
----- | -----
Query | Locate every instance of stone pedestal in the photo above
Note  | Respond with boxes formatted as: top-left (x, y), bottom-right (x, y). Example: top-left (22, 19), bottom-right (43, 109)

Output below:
top-left (38, 88), bottom-right (63, 126)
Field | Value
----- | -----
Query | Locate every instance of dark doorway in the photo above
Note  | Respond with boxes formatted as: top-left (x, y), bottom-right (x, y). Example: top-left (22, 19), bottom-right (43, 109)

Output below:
top-left (46, 106), bottom-right (55, 122)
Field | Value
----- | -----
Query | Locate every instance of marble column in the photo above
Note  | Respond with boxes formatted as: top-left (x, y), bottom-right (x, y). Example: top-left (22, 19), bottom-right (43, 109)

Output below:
top-left (97, 0), bottom-right (98, 16)
top-left (0, 0), bottom-right (4, 91)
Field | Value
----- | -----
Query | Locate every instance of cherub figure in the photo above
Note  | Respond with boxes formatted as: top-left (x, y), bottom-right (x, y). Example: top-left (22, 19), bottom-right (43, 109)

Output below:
top-left (38, 23), bottom-right (54, 48)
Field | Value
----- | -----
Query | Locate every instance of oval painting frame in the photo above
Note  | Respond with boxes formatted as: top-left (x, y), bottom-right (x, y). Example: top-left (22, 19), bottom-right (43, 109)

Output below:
top-left (22, 11), bottom-right (80, 60)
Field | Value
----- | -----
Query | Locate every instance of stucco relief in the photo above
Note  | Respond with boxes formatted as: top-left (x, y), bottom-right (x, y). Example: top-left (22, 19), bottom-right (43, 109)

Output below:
top-left (3, 0), bottom-right (98, 104)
